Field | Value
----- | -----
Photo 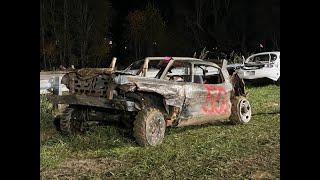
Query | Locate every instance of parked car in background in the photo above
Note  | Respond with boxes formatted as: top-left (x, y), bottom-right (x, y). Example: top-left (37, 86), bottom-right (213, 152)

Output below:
top-left (227, 51), bottom-right (280, 85)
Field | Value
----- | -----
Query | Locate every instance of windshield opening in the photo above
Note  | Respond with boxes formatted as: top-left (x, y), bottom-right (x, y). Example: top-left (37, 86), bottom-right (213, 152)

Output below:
top-left (247, 54), bottom-right (270, 64)
top-left (123, 59), bottom-right (164, 78)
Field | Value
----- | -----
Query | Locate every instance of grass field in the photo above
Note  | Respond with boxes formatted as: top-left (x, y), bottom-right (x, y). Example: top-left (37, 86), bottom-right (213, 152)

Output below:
top-left (40, 84), bottom-right (280, 179)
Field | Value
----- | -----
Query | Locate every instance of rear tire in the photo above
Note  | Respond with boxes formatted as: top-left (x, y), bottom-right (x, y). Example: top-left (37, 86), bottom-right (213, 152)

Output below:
top-left (133, 108), bottom-right (166, 146)
top-left (230, 96), bottom-right (252, 124)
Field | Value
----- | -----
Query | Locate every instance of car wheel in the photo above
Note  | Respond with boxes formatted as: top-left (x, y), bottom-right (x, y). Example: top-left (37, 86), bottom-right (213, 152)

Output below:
top-left (133, 108), bottom-right (166, 146)
top-left (230, 96), bottom-right (252, 124)
top-left (57, 107), bottom-right (87, 135)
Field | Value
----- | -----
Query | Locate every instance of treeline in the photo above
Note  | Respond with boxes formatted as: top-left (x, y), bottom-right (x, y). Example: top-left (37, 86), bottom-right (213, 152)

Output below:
top-left (40, 0), bottom-right (112, 70)
top-left (40, 0), bottom-right (280, 70)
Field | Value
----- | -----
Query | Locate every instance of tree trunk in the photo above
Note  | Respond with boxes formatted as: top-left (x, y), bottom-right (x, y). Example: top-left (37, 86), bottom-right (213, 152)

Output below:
top-left (80, 41), bottom-right (84, 68)
top-left (134, 38), bottom-right (138, 59)
top-left (49, 0), bottom-right (57, 68)
top-left (240, 32), bottom-right (247, 57)
top-left (40, 1), bottom-right (46, 70)
top-left (63, 0), bottom-right (68, 67)
top-left (272, 32), bottom-right (279, 50)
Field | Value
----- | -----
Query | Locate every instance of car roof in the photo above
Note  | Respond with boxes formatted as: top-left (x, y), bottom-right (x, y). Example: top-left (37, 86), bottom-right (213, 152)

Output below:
top-left (145, 57), bottom-right (221, 68)
top-left (248, 51), bottom-right (280, 57)
top-left (145, 57), bottom-right (202, 61)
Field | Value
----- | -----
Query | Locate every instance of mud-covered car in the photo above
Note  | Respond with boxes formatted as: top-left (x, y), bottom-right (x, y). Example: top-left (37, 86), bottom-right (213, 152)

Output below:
top-left (228, 52), bottom-right (280, 85)
top-left (50, 57), bottom-right (252, 146)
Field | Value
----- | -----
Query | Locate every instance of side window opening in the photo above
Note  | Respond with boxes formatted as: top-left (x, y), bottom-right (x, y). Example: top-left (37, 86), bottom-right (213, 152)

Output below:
top-left (164, 61), bottom-right (192, 82)
top-left (194, 65), bottom-right (224, 84)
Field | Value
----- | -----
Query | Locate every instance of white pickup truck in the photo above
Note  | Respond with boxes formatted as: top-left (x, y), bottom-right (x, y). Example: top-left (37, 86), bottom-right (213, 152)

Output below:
top-left (228, 51), bottom-right (280, 85)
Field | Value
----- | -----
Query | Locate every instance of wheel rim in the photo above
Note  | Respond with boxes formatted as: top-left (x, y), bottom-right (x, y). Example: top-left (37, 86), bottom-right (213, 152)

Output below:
top-left (239, 99), bottom-right (251, 123)
top-left (146, 114), bottom-right (165, 145)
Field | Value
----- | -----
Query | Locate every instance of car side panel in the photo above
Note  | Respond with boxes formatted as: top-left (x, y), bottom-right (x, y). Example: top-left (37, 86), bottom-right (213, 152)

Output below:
top-left (177, 63), bottom-right (233, 126)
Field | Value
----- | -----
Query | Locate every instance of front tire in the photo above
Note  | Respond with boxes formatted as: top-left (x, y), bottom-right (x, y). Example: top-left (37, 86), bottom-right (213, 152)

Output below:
top-left (230, 96), bottom-right (252, 124)
top-left (57, 107), bottom-right (87, 135)
top-left (133, 108), bottom-right (166, 146)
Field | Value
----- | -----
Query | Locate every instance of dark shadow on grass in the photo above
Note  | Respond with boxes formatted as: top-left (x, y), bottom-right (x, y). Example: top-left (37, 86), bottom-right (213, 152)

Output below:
top-left (99, 121), bottom-right (135, 139)
top-left (45, 120), bottom-right (138, 152)
top-left (166, 120), bottom-right (234, 135)
top-left (245, 79), bottom-right (277, 88)
top-left (252, 111), bottom-right (280, 116)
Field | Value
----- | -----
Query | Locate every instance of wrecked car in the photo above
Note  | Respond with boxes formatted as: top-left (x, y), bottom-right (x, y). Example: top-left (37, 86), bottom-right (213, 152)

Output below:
top-left (50, 57), bottom-right (252, 146)
top-left (228, 51), bottom-right (280, 85)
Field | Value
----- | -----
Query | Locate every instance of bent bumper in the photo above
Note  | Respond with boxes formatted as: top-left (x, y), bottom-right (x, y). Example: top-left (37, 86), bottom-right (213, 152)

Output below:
top-left (48, 94), bottom-right (139, 111)
top-left (236, 69), bottom-right (279, 81)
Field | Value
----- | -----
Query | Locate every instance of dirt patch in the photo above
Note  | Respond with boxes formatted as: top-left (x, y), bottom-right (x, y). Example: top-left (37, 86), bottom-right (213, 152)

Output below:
top-left (41, 157), bottom-right (124, 179)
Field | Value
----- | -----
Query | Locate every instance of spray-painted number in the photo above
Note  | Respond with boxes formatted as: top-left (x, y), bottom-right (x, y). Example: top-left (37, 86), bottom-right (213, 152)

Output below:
top-left (201, 84), bottom-right (229, 115)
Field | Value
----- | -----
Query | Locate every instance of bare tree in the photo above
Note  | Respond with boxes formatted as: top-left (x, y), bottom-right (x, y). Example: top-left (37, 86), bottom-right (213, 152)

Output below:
top-left (40, 0), bottom-right (46, 70)
top-left (125, 3), bottom-right (166, 59)
top-left (62, 0), bottom-right (68, 66)
top-left (271, 32), bottom-right (279, 50)
top-left (75, 0), bottom-right (96, 67)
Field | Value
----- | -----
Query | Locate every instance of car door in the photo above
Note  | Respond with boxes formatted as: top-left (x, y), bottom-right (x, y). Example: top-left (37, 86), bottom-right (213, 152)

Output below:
top-left (179, 63), bottom-right (232, 125)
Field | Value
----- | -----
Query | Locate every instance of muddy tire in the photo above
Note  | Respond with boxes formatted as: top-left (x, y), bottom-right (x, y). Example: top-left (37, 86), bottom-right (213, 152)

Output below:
top-left (133, 108), bottom-right (166, 146)
top-left (58, 107), bottom-right (86, 135)
top-left (230, 96), bottom-right (252, 124)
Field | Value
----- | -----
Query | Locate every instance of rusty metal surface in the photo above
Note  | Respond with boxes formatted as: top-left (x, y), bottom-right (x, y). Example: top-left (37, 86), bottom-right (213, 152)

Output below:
top-left (230, 73), bottom-right (246, 97)
top-left (125, 76), bottom-right (186, 108)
